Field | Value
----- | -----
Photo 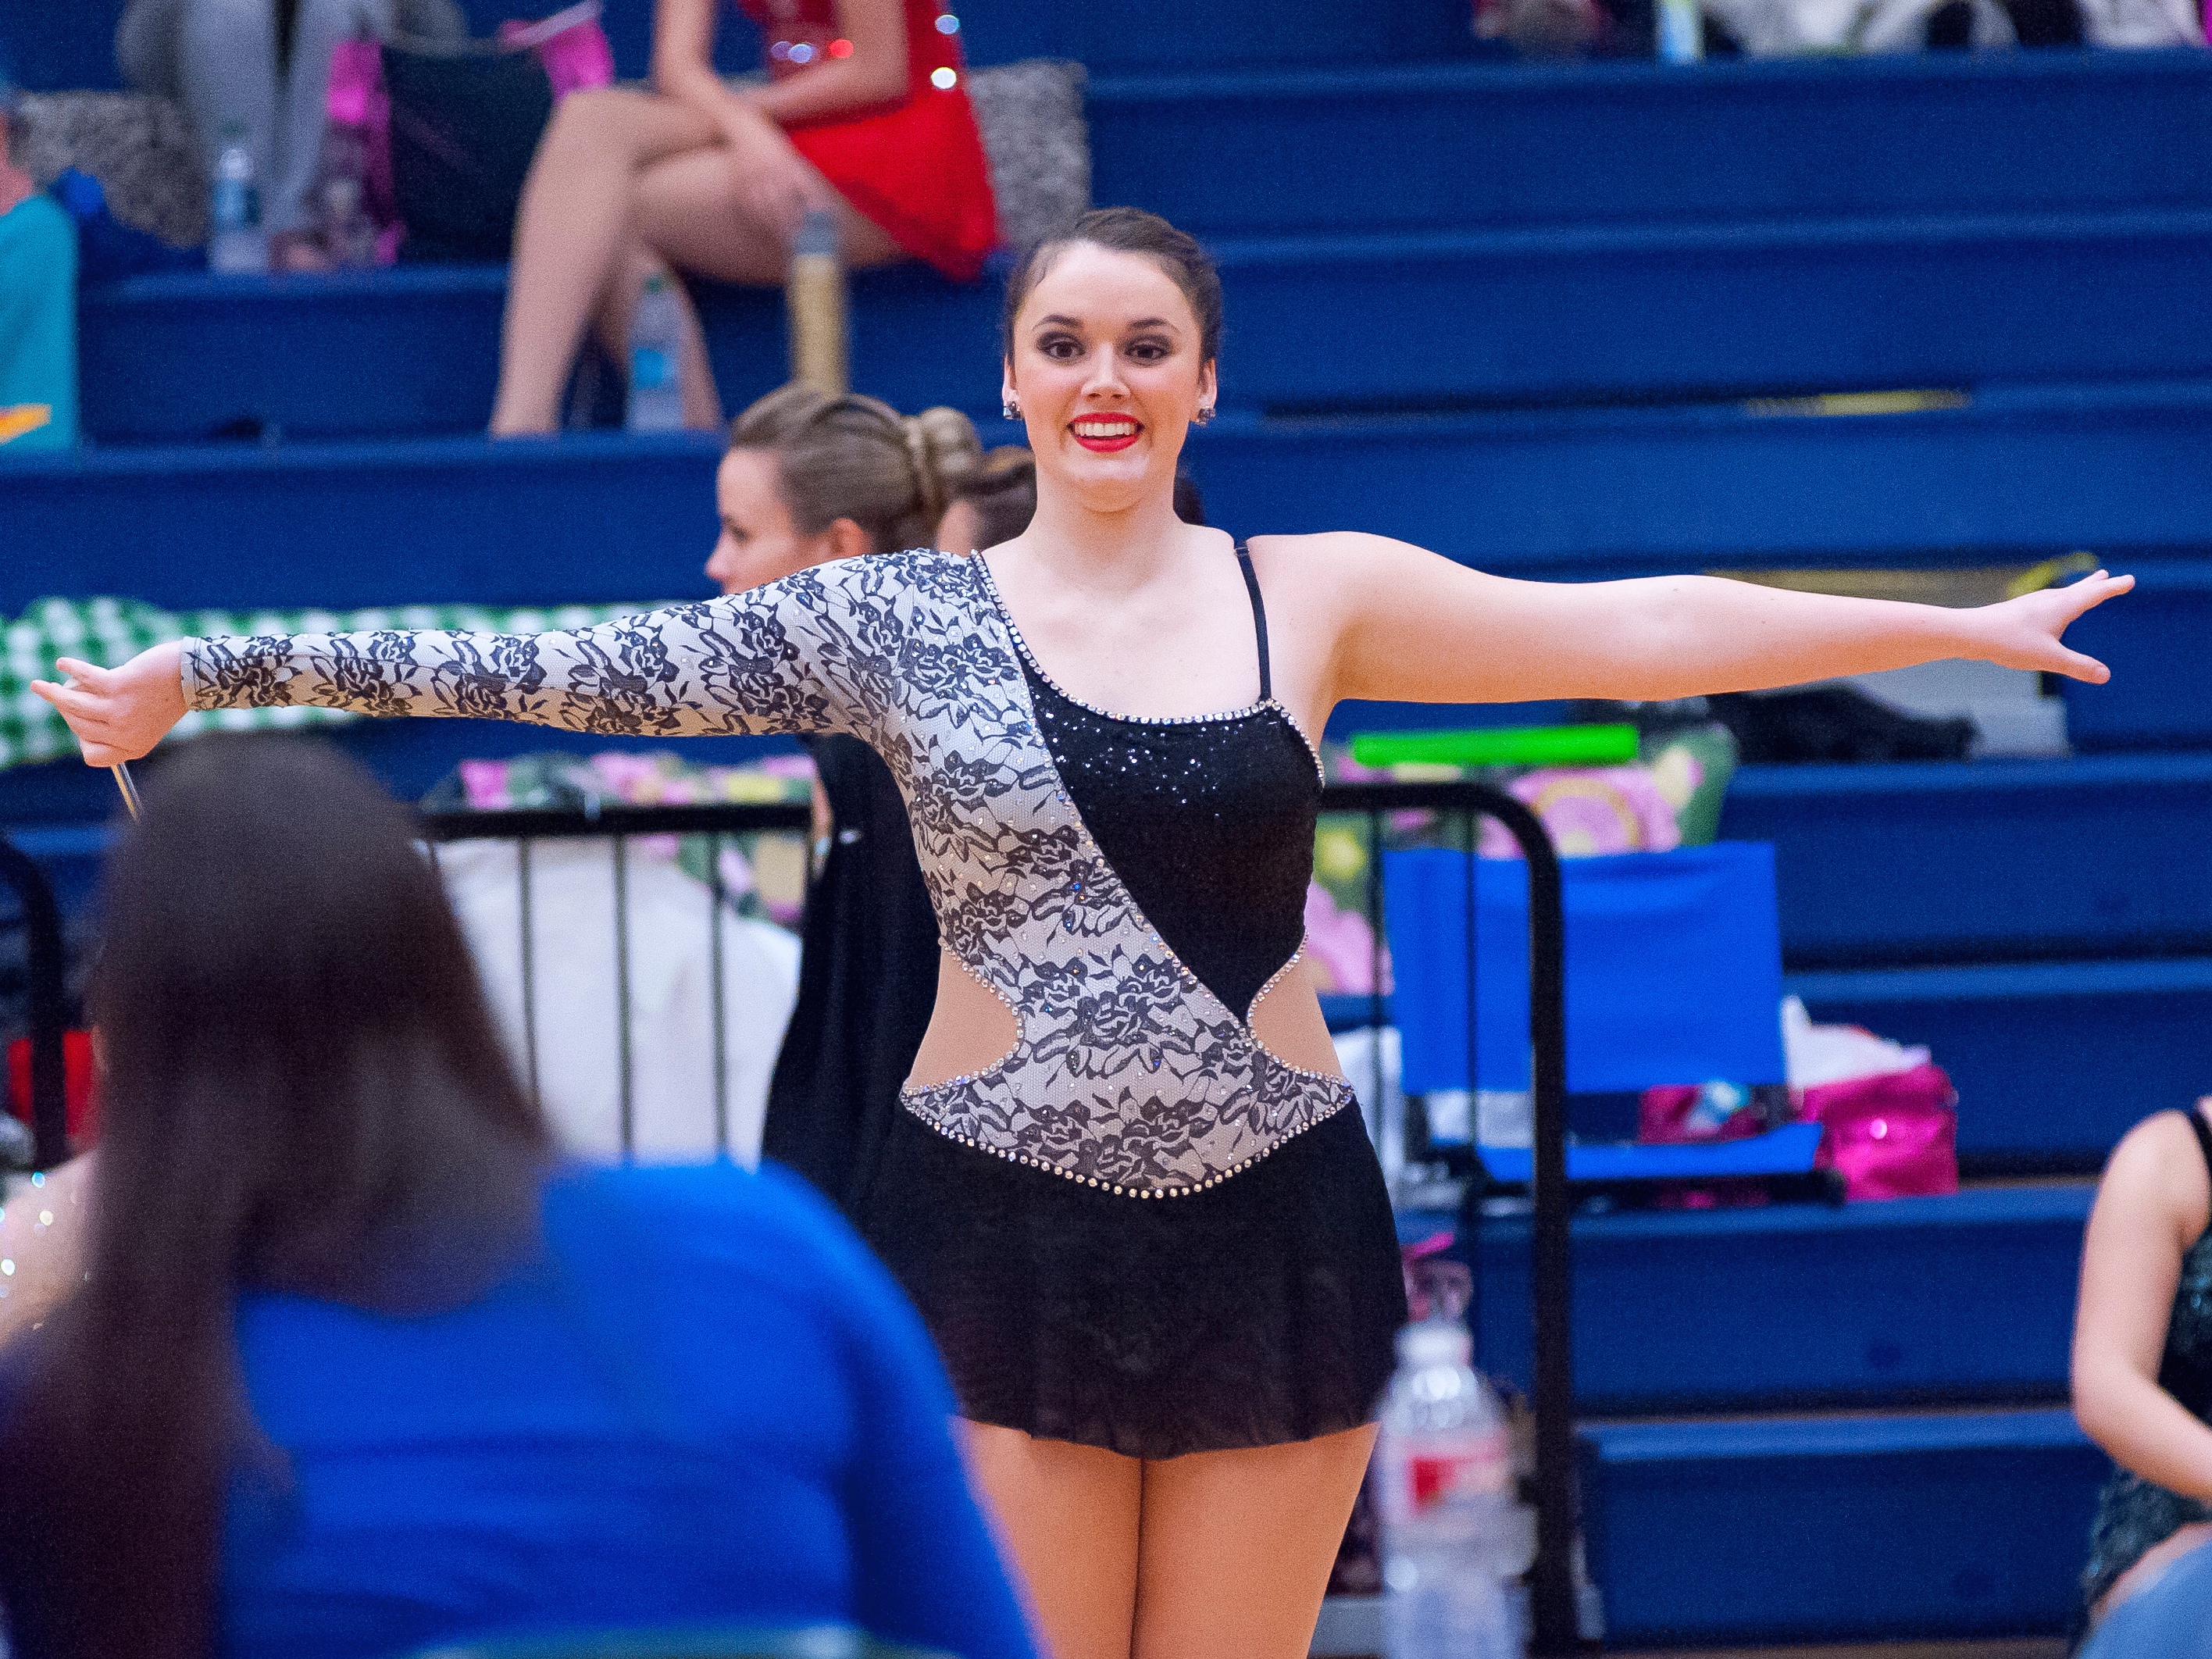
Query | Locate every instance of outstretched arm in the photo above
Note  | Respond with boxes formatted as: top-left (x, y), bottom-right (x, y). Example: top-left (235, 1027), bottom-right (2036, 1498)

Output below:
top-left (1314, 533), bottom-right (2131, 708)
top-left (32, 572), bottom-right (887, 768)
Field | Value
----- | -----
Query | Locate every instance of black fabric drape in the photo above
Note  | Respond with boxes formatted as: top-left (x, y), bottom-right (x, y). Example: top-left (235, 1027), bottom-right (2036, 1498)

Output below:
top-left (760, 735), bottom-right (940, 1218)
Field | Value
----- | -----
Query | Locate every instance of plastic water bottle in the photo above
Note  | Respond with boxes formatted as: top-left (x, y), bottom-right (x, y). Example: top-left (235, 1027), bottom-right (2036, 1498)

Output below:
top-left (1377, 1318), bottom-right (1536, 1659)
top-left (209, 123), bottom-right (266, 274)
top-left (626, 272), bottom-right (687, 433)
top-left (1657, 0), bottom-right (1706, 60)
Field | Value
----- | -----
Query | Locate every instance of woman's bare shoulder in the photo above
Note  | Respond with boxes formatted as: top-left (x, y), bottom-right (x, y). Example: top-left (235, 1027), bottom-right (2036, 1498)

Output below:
top-left (2101, 1107), bottom-right (2212, 1236)
top-left (1240, 531), bottom-right (1439, 594)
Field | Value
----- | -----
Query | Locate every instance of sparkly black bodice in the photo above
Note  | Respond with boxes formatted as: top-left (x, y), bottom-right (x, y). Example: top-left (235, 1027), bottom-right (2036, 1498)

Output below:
top-left (1013, 546), bottom-right (1321, 1020)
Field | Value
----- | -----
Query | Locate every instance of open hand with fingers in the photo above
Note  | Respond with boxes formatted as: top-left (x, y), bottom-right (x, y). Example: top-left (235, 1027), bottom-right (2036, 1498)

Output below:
top-left (1971, 569), bottom-right (2135, 683)
top-left (30, 644), bottom-right (188, 768)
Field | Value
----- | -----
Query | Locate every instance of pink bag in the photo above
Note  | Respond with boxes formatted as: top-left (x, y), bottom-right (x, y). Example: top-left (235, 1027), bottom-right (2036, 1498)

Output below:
top-left (1640, 1061), bottom-right (1958, 1202)
top-left (496, 2), bottom-right (618, 98)
top-left (326, 36), bottom-right (401, 264)
top-left (1800, 1062), bottom-right (1958, 1201)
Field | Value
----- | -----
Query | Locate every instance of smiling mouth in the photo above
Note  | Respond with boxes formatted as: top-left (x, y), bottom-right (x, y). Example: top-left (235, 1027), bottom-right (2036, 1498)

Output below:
top-left (1070, 416), bottom-right (1141, 452)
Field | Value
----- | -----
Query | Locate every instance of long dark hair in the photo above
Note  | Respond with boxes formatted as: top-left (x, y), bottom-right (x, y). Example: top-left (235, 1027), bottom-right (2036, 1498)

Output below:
top-left (0, 737), bottom-right (549, 1658)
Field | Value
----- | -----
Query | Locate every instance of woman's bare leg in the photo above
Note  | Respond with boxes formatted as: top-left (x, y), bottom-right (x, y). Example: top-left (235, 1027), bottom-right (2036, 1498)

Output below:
top-left (962, 1421), bottom-right (1143, 1659)
top-left (491, 87), bottom-right (719, 435)
top-left (631, 142), bottom-right (904, 285)
top-left (1133, 1424), bottom-right (1378, 1659)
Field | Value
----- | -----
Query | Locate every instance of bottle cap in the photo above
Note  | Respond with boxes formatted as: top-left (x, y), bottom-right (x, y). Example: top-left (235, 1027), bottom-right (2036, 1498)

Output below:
top-left (1397, 1319), bottom-right (1473, 1370)
top-left (794, 208), bottom-right (839, 259)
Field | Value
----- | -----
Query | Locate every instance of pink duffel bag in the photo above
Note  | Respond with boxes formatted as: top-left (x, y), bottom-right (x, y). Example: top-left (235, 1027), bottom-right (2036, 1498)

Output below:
top-left (1799, 1061), bottom-right (1958, 1201)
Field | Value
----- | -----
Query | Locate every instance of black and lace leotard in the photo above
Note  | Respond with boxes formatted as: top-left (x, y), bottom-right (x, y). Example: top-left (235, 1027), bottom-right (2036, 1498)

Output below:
top-left (181, 546), bottom-right (1407, 1454)
top-left (2078, 1107), bottom-right (2212, 1632)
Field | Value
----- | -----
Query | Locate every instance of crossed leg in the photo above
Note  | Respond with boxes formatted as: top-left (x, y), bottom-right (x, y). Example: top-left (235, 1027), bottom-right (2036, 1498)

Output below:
top-left (492, 85), bottom-right (904, 435)
top-left (962, 1418), bottom-right (1376, 1659)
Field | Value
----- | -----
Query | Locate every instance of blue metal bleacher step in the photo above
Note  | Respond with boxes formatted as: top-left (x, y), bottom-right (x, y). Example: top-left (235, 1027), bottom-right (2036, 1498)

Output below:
top-left (1721, 754), bottom-right (2212, 969)
top-left (73, 209), bottom-right (2212, 442)
top-left (75, 265), bottom-right (1001, 447)
top-left (1454, 1183), bottom-right (2086, 1413)
top-left (2060, 560), bottom-right (2212, 751)
top-left (1582, 1407), bottom-right (2107, 1646)
top-left (1087, 51), bottom-right (2212, 239)
top-left (26, 384), bottom-right (2212, 605)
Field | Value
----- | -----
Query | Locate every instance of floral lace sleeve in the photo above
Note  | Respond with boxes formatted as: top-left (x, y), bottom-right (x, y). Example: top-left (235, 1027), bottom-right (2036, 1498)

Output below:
top-left (179, 561), bottom-right (901, 744)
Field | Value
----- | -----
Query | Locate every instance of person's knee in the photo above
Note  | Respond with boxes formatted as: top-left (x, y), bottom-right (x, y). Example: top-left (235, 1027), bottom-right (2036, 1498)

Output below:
top-left (544, 86), bottom-right (640, 157)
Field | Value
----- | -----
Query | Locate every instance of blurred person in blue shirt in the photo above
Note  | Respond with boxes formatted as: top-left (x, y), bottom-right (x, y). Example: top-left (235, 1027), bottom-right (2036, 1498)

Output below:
top-left (0, 74), bottom-right (78, 450)
top-left (0, 734), bottom-right (1036, 1659)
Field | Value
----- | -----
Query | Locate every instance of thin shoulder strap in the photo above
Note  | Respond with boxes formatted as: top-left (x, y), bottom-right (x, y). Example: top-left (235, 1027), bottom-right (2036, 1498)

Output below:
top-left (1233, 541), bottom-right (1272, 702)
top-left (2187, 1104), bottom-right (2212, 1186)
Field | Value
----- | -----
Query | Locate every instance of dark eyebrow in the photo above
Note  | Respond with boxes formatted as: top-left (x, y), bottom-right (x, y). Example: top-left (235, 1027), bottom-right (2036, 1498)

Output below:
top-left (1032, 314), bottom-right (1183, 333)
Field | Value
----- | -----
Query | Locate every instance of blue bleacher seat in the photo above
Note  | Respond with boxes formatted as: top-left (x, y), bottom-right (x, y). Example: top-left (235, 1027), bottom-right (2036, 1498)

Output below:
top-left (2061, 560), bottom-right (2212, 751)
top-left (1721, 754), bottom-right (2212, 968)
top-left (1448, 1182), bottom-right (2088, 1411)
top-left (28, 390), bottom-right (2212, 594)
top-left (1089, 50), bottom-right (2212, 238)
top-left (70, 235), bottom-right (2212, 441)
top-left (1582, 1407), bottom-right (2107, 1644)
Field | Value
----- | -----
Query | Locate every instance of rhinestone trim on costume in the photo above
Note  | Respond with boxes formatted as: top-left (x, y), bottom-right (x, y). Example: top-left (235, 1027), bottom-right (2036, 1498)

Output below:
top-left (905, 1075), bottom-right (1359, 1197)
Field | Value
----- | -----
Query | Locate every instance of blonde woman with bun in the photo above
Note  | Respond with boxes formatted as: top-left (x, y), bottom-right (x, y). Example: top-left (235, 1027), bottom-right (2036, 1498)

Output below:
top-left (706, 384), bottom-right (985, 1218)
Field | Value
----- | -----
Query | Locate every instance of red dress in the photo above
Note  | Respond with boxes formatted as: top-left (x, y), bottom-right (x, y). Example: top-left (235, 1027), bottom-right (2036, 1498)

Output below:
top-left (740, 0), bottom-right (1000, 282)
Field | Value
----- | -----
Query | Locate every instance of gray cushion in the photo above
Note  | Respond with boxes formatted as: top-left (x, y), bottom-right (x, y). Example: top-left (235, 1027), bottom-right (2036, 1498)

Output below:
top-left (15, 90), bottom-right (208, 248)
top-left (965, 59), bottom-right (1089, 253)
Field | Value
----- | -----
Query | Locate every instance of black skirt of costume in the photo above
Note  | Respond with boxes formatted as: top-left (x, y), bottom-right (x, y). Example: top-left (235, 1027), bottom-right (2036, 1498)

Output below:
top-left (858, 1097), bottom-right (1406, 1460)
top-left (759, 734), bottom-right (941, 1218)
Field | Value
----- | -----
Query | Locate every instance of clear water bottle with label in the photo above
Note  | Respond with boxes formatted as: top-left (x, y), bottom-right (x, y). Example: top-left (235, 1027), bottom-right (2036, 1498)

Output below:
top-left (209, 123), bottom-right (266, 274)
top-left (1377, 1315), bottom-right (1536, 1659)
top-left (626, 272), bottom-right (687, 433)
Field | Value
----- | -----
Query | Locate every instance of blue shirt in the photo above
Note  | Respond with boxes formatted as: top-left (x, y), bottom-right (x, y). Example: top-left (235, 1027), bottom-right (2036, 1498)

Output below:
top-left (217, 1161), bottom-right (1035, 1659)
top-left (0, 191), bottom-right (77, 450)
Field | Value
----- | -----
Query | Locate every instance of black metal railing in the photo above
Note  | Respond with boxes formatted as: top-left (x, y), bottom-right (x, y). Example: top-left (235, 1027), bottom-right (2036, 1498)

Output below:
top-left (418, 801), bottom-right (817, 1159)
top-left (1321, 780), bottom-right (1575, 1655)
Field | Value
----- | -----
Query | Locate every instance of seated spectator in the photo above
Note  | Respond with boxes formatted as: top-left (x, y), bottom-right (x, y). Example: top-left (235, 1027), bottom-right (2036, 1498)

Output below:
top-left (116, 0), bottom-right (465, 270)
top-left (490, 0), bottom-right (998, 435)
top-left (937, 448), bottom-right (1205, 552)
top-left (2072, 1097), bottom-right (2212, 1654)
top-left (0, 81), bottom-right (78, 449)
top-left (0, 736), bottom-right (1036, 1659)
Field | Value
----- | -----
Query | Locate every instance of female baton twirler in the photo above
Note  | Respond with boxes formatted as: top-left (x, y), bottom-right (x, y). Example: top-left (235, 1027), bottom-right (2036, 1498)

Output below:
top-left (40, 207), bottom-right (2131, 1659)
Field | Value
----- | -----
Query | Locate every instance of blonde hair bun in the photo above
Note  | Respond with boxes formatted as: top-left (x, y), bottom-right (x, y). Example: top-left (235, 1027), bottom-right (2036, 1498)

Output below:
top-left (729, 385), bottom-right (983, 554)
